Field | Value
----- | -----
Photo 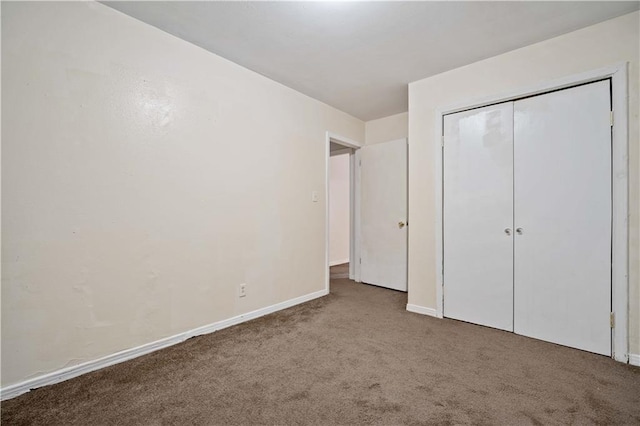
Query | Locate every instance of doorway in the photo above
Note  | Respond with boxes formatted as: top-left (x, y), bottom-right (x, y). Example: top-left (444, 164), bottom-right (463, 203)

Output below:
top-left (329, 145), bottom-right (352, 277)
top-left (444, 80), bottom-right (612, 355)
top-left (325, 132), bottom-right (409, 293)
top-left (434, 63), bottom-right (629, 362)
top-left (325, 132), bottom-right (361, 293)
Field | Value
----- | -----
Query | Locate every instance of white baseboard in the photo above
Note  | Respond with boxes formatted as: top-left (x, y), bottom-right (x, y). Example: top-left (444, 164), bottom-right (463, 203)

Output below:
top-left (406, 304), bottom-right (438, 317)
top-left (329, 259), bottom-right (349, 267)
top-left (629, 353), bottom-right (640, 367)
top-left (1, 288), bottom-right (329, 401)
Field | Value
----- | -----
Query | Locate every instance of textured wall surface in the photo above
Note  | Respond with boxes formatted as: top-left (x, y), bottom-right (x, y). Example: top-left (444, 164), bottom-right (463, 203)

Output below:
top-left (1, 1), bottom-right (364, 387)
top-left (365, 112), bottom-right (408, 146)
top-left (329, 153), bottom-right (350, 265)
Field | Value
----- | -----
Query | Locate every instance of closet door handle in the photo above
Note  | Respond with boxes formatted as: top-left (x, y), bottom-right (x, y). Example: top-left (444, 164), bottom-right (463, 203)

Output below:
top-left (504, 228), bottom-right (512, 236)
top-left (516, 228), bottom-right (523, 235)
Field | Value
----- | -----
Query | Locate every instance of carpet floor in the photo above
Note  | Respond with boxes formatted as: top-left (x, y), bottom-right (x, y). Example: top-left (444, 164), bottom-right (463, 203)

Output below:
top-left (2, 276), bottom-right (640, 425)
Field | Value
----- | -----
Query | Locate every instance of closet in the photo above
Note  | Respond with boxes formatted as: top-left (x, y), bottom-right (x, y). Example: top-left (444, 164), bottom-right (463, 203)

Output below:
top-left (443, 80), bottom-right (612, 356)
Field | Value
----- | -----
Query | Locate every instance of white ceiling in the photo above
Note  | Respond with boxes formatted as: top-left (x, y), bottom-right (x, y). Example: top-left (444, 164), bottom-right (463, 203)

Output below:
top-left (103, 1), bottom-right (639, 121)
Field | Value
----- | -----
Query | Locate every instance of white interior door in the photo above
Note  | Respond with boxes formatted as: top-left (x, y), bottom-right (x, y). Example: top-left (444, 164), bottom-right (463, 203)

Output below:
top-left (443, 103), bottom-right (515, 331)
top-left (513, 81), bottom-right (612, 356)
top-left (360, 139), bottom-right (407, 291)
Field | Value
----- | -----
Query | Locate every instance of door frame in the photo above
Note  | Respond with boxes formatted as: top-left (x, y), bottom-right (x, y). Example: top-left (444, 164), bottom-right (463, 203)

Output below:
top-left (325, 132), bottom-right (363, 292)
top-left (434, 62), bottom-right (629, 363)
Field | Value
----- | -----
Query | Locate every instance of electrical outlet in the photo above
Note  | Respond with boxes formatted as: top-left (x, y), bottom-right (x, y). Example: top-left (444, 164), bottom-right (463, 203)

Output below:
top-left (238, 283), bottom-right (247, 298)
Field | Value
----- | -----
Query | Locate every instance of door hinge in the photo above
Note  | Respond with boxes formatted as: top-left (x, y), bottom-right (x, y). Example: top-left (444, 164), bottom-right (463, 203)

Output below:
top-left (441, 136), bottom-right (444, 148)
top-left (610, 312), bottom-right (615, 328)
top-left (610, 111), bottom-right (614, 127)
top-left (359, 159), bottom-right (362, 167)
top-left (359, 257), bottom-right (362, 264)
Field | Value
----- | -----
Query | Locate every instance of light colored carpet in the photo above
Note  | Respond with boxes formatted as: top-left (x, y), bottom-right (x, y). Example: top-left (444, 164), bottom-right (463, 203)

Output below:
top-left (2, 277), bottom-right (639, 424)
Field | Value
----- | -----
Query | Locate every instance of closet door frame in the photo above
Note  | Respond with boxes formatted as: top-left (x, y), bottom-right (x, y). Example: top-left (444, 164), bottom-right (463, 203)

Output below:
top-left (434, 62), bottom-right (629, 363)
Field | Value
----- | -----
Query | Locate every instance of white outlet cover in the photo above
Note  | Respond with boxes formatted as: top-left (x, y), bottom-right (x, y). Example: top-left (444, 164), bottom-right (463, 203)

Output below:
top-left (312, 191), bottom-right (319, 202)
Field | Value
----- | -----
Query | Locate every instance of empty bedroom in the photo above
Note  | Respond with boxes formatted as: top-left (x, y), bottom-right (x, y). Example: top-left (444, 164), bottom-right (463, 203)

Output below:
top-left (2, 1), bottom-right (639, 424)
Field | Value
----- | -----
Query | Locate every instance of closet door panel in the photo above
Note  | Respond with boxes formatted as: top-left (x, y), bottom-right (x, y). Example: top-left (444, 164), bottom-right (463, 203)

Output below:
top-left (513, 81), bottom-right (611, 356)
top-left (443, 102), bottom-right (514, 331)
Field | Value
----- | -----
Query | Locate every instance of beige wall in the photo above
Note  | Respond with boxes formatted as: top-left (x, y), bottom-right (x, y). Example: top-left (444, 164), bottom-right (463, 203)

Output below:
top-left (408, 12), bottom-right (639, 355)
top-left (365, 112), bottom-right (408, 145)
top-left (329, 153), bottom-right (350, 265)
top-left (1, 2), bottom-right (364, 387)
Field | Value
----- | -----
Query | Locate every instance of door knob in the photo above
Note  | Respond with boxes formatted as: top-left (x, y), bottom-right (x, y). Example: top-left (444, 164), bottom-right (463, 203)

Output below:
top-left (504, 228), bottom-right (512, 236)
top-left (398, 221), bottom-right (406, 229)
top-left (516, 228), bottom-right (523, 235)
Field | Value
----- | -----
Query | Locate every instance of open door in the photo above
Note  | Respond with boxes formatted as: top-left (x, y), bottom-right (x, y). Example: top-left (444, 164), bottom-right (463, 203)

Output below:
top-left (359, 138), bottom-right (408, 291)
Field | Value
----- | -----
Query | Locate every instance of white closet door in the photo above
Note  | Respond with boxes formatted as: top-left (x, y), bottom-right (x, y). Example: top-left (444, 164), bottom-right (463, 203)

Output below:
top-left (360, 138), bottom-right (407, 291)
top-left (443, 102), bottom-right (514, 331)
top-left (513, 81), bottom-right (611, 356)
